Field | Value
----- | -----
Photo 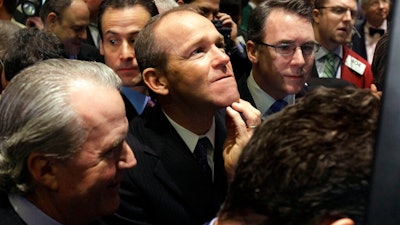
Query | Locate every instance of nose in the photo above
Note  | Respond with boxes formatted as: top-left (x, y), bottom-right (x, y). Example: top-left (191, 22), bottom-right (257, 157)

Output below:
top-left (211, 45), bottom-right (230, 68)
top-left (343, 9), bottom-right (354, 21)
top-left (120, 40), bottom-right (134, 60)
top-left (291, 47), bottom-right (306, 65)
top-left (118, 141), bottom-right (137, 169)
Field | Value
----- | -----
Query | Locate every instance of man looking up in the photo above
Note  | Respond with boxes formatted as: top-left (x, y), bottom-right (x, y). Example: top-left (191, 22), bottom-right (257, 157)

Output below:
top-left (111, 6), bottom-right (260, 225)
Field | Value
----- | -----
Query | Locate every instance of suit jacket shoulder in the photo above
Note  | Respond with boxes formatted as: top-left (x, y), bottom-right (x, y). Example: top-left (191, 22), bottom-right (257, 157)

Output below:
top-left (341, 46), bottom-right (374, 88)
top-left (112, 106), bottom-right (227, 225)
top-left (78, 43), bottom-right (104, 63)
top-left (0, 193), bottom-right (26, 225)
top-left (351, 19), bottom-right (367, 60)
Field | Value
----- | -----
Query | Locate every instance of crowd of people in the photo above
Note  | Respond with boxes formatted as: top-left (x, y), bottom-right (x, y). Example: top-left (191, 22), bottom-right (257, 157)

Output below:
top-left (0, 0), bottom-right (390, 224)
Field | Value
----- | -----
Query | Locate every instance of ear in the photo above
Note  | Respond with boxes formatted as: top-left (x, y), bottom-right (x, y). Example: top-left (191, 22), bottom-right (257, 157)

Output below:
top-left (45, 12), bottom-right (59, 30)
top-left (27, 153), bottom-right (59, 191)
top-left (246, 40), bottom-right (259, 64)
top-left (143, 68), bottom-right (169, 96)
top-left (330, 218), bottom-right (355, 225)
top-left (312, 8), bottom-right (321, 24)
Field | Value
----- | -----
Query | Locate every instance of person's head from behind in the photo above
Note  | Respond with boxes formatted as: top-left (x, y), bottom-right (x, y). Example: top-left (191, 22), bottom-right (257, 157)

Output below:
top-left (246, 0), bottom-right (315, 100)
top-left (218, 87), bottom-right (380, 225)
top-left (135, 6), bottom-right (239, 112)
top-left (40, 0), bottom-right (90, 56)
top-left (0, 20), bottom-right (20, 92)
top-left (0, 59), bottom-right (136, 224)
top-left (2, 27), bottom-right (65, 90)
top-left (313, 0), bottom-right (358, 50)
top-left (98, 0), bottom-right (158, 88)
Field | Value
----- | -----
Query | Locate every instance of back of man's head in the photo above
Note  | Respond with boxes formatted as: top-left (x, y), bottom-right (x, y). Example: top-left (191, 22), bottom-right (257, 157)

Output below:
top-left (3, 27), bottom-right (65, 82)
top-left (218, 87), bottom-right (380, 225)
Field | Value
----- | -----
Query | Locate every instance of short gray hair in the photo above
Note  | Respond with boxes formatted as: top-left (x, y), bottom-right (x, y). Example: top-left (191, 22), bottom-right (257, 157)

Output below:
top-left (0, 59), bottom-right (121, 194)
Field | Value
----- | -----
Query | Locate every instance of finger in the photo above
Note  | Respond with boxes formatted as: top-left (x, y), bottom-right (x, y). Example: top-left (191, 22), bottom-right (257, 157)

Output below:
top-left (230, 99), bottom-right (261, 128)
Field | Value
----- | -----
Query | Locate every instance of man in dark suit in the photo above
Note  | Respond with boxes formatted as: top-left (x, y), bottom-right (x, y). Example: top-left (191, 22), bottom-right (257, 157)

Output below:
top-left (238, 0), bottom-right (315, 119)
top-left (312, 0), bottom-right (374, 88)
top-left (98, 0), bottom-right (159, 121)
top-left (110, 6), bottom-right (260, 225)
top-left (0, 59), bottom-right (136, 225)
top-left (40, 0), bottom-right (103, 62)
top-left (351, 0), bottom-right (390, 63)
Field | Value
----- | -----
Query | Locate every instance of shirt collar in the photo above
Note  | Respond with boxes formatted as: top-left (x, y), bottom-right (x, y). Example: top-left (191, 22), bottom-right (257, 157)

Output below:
top-left (121, 87), bottom-right (149, 115)
top-left (8, 193), bottom-right (63, 225)
top-left (314, 45), bottom-right (343, 61)
top-left (247, 71), bottom-right (294, 116)
top-left (163, 110), bottom-right (215, 153)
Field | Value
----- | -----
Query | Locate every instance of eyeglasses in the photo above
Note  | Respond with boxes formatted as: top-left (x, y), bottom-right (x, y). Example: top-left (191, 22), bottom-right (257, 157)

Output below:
top-left (317, 6), bottom-right (359, 19)
top-left (254, 41), bottom-right (319, 56)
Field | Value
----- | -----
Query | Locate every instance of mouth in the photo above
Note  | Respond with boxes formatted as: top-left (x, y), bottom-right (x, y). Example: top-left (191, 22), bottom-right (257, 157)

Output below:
top-left (284, 74), bottom-right (304, 79)
top-left (213, 72), bottom-right (234, 82)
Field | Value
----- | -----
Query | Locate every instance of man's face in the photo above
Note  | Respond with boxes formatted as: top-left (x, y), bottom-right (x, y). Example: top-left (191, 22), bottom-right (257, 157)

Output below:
top-left (52, 0), bottom-right (90, 56)
top-left (362, 0), bottom-right (390, 26)
top-left (54, 84), bottom-right (136, 220)
top-left (249, 9), bottom-right (314, 100)
top-left (189, 0), bottom-right (220, 20)
top-left (313, 0), bottom-right (357, 50)
top-left (154, 11), bottom-right (239, 111)
top-left (100, 5), bottom-right (151, 88)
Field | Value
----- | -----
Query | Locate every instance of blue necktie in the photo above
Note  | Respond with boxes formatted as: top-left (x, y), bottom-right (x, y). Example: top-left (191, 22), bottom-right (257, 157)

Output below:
top-left (194, 137), bottom-right (212, 181)
top-left (264, 100), bottom-right (288, 118)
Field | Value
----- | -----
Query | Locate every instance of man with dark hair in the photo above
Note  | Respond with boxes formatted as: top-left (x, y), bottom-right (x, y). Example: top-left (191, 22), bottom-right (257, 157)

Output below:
top-left (215, 87), bottom-right (379, 225)
top-left (98, 0), bottom-right (158, 120)
top-left (238, 0), bottom-right (316, 119)
top-left (312, 0), bottom-right (374, 88)
top-left (112, 6), bottom-right (260, 225)
top-left (40, 0), bottom-right (103, 61)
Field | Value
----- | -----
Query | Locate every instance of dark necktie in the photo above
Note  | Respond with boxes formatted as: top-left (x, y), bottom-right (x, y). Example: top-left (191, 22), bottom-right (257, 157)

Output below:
top-left (264, 99), bottom-right (288, 118)
top-left (194, 137), bottom-right (212, 181)
top-left (369, 27), bottom-right (384, 37)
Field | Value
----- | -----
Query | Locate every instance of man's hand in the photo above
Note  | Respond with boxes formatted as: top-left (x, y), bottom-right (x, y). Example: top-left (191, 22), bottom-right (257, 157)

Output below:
top-left (224, 99), bottom-right (261, 182)
top-left (216, 12), bottom-right (238, 44)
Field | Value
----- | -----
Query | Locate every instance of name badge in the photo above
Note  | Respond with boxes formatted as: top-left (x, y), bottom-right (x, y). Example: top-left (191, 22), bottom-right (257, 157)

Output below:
top-left (345, 55), bottom-right (366, 75)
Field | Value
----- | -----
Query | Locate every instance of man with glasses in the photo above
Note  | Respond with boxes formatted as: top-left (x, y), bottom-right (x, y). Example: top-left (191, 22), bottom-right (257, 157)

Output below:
top-left (237, 0), bottom-right (316, 119)
top-left (312, 0), bottom-right (374, 88)
top-left (352, 0), bottom-right (391, 63)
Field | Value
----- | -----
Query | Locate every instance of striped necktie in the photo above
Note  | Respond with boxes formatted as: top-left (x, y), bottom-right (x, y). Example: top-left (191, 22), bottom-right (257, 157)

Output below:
top-left (323, 52), bottom-right (337, 78)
